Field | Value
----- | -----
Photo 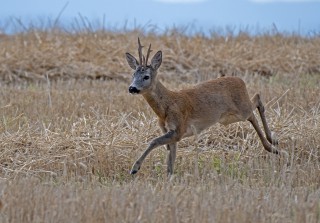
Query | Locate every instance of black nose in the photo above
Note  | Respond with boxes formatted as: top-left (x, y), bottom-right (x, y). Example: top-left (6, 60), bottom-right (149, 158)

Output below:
top-left (129, 86), bottom-right (140, 94)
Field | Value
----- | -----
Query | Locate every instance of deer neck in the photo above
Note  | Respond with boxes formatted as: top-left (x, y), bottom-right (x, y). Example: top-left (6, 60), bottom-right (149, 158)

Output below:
top-left (142, 80), bottom-right (172, 120)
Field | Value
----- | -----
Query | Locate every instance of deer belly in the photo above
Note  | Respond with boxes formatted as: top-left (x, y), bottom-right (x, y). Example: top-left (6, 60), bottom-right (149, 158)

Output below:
top-left (218, 113), bottom-right (245, 126)
top-left (183, 119), bottom-right (217, 138)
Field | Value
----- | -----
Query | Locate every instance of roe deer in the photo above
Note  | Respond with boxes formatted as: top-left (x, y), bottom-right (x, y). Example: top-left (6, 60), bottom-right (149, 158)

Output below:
top-left (125, 38), bottom-right (287, 175)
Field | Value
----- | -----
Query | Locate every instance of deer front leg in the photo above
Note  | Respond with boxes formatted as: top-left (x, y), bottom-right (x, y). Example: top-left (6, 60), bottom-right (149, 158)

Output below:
top-left (158, 121), bottom-right (177, 176)
top-left (130, 130), bottom-right (180, 175)
top-left (167, 143), bottom-right (177, 176)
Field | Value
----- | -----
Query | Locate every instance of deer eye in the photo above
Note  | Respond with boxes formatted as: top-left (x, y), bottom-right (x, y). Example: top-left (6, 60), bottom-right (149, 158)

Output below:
top-left (143, 76), bottom-right (150, 80)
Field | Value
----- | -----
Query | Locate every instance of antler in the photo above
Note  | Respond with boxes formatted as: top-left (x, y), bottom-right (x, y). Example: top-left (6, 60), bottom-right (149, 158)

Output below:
top-left (145, 43), bottom-right (152, 68)
top-left (138, 37), bottom-right (144, 66)
top-left (137, 38), bottom-right (152, 68)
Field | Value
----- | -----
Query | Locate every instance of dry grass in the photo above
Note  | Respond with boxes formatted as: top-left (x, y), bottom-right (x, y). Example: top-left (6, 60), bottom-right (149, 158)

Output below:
top-left (0, 30), bottom-right (319, 223)
top-left (1, 30), bottom-right (320, 82)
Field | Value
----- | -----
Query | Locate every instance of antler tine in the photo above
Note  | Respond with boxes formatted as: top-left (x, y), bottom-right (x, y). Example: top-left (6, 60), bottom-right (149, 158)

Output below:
top-left (145, 43), bottom-right (152, 68)
top-left (143, 55), bottom-right (146, 68)
top-left (138, 37), bottom-right (144, 66)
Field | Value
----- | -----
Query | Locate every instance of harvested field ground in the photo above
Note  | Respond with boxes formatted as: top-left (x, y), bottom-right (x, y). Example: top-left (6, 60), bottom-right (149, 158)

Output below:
top-left (0, 30), bottom-right (320, 222)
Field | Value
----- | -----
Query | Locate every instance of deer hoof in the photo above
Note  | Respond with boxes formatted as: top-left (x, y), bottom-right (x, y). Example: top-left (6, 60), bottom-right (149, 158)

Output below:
top-left (130, 164), bottom-right (140, 175)
top-left (130, 170), bottom-right (138, 175)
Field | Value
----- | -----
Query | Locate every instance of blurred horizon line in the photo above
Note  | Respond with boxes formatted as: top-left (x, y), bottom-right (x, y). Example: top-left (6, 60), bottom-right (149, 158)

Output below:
top-left (0, 15), bottom-right (319, 37)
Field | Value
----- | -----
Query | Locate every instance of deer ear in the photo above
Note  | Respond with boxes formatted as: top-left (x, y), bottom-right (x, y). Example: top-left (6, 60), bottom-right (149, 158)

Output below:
top-left (125, 53), bottom-right (139, 70)
top-left (151, 51), bottom-right (162, 70)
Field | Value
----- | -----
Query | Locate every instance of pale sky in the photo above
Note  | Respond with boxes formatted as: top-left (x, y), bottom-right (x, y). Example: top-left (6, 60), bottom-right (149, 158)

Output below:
top-left (0, 0), bottom-right (319, 35)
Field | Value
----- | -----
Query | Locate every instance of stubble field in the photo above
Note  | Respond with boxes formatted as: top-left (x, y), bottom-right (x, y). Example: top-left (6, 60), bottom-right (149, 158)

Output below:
top-left (0, 29), bottom-right (320, 222)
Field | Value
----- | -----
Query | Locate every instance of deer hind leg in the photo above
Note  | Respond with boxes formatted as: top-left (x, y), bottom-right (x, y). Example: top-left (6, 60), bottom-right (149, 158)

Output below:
top-left (247, 113), bottom-right (280, 154)
top-left (251, 94), bottom-right (278, 145)
top-left (167, 143), bottom-right (177, 176)
top-left (130, 130), bottom-right (180, 175)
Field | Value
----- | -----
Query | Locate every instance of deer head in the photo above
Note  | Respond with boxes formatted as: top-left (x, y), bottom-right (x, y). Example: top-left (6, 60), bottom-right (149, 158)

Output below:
top-left (125, 38), bottom-right (162, 94)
